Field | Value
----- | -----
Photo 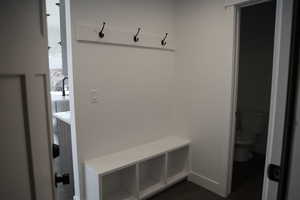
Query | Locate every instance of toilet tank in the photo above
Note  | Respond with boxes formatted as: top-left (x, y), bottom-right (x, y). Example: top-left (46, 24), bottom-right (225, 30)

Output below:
top-left (241, 111), bottom-right (267, 134)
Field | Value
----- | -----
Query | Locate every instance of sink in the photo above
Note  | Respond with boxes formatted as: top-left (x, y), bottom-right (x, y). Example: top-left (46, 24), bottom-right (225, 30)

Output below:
top-left (51, 91), bottom-right (70, 102)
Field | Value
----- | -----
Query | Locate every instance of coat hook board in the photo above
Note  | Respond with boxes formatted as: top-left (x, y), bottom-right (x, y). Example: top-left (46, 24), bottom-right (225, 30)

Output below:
top-left (76, 24), bottom-right (175, 51)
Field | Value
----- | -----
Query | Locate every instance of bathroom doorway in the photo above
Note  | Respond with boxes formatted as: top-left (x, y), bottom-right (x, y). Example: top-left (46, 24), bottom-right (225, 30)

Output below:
top-left (45, 0), bottom-right (80, 199)
top-left (230, 1), bottom-right (276, 199)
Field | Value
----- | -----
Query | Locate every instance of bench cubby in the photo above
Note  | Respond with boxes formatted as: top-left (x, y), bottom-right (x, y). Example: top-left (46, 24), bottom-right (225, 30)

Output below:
top-left (85, 137), bottom-right (190, 200)
top-left (102, 165), bottom-right (137, 200)
top-left (167, 146), bottom-right (189, 185)
top-left (139, 155), bottom-right (165, 198)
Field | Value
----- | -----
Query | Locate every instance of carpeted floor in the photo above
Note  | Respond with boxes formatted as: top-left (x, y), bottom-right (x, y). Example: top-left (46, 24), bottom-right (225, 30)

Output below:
top-left (149, 156), bottom-right (265, 200)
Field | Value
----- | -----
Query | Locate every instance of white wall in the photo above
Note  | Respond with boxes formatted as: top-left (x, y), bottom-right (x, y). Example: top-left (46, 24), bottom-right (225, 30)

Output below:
top-left (70, 0), bottom-right (243, 198)
top-left (174, 0), bottom-right (235, 196)
top-left (70, 0), bottom-right (186, 198)
top-left (46, 0), bottom-right (62, 69)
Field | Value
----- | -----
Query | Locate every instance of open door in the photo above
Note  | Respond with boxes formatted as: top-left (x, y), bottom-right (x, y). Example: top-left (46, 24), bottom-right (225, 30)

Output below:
top-left (226, 0), bottom-right (295, 199)
top-left (0, 1), bottom-right (56, 199)
top-left (262, 0), bottom-right (294, 200)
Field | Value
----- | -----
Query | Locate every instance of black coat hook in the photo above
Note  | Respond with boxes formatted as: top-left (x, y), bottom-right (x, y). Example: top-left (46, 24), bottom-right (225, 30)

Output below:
top-left (161, 33), bottom-right (168, 46)
top-left (98, 22), bottom-right (106, 38)
top-left (134, 28), bottom-right (141, 42)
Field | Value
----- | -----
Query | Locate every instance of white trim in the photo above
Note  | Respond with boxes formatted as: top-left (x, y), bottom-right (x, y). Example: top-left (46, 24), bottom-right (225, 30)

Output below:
top-left (262, 0), bottom-right (294, 199)
top-left (225, 6), bottom-right (240, 196)
top-left (226, 0), bottom-right (294, 199)
top-left (188, 172), bottom-right (225, 197)
top-left (65, 0), bottom-right (81, 199)
top-left (225, 0), bottom-right (272, 8)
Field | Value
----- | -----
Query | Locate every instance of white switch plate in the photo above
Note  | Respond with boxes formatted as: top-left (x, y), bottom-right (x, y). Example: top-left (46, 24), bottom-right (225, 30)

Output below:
top-left (90, 89), bottom-right (98, 103)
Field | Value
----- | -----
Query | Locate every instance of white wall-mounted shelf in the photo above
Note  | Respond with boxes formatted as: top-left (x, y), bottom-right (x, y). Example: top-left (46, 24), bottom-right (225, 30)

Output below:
top-left (85, 137), bottom-right (190, 200)
top-left (76, 24), bottom-right (175, 51)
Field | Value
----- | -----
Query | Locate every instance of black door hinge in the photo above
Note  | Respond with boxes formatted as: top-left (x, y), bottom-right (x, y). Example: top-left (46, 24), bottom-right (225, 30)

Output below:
top-left (268, 164), bottom-right (281, 182)
top-left (52, 144), bottom-right (60, 159)
top-left (55, 173), bottom-right (70, 187)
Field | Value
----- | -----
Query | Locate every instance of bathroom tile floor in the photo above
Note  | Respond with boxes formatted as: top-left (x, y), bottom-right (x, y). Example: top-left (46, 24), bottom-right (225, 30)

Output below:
top-left (149, 155), bottom-right (265, 200)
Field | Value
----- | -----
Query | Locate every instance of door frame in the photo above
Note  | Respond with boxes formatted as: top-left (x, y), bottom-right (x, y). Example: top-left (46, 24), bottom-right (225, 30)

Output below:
top-left (62, 0), bottom-right (81, 199)
top-left (226, 0), bottom-right (294, 199)
top-left (276, 0), bottom-right (300, 198)
top-left (46, 0), bottom-right (81, 198)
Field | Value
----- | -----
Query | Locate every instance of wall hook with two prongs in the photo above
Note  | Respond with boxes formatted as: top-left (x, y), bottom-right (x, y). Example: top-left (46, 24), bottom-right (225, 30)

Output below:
top-left (98, 22), bottom-right (106, 38)
top-left (161, 33), bottom-right (168, 46)
top-left (133, 27), bottom-right (141, 42)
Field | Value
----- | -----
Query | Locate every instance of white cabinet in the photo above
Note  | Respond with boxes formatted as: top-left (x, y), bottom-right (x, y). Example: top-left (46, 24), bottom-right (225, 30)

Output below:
top-left (85, 137), bottom-right (190, 200)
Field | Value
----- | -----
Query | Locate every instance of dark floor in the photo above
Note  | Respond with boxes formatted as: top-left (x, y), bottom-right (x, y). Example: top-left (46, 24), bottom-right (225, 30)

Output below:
top-left (149, 155), bottom-right (265, 200)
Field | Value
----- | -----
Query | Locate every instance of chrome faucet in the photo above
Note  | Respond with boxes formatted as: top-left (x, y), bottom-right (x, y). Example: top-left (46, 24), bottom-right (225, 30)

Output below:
top-left (62, 77), bottom-right (68, 96)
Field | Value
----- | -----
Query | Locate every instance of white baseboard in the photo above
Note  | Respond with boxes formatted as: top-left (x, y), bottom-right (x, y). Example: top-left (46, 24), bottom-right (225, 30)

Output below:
top-left (188, 171), bottom-right (226, 197)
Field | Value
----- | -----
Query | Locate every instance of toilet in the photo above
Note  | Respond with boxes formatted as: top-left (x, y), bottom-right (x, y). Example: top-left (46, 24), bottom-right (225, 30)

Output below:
top-left (234, 111), bottom-right (266, 162)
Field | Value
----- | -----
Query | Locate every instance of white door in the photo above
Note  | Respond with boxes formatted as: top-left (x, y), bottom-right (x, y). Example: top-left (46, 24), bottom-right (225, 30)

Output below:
top-left (0, 1), bottom-right (55, 200)
top-left (226, 0), bottom-right (294, 199)
top-left (262, 0), bottom-right (294, 199)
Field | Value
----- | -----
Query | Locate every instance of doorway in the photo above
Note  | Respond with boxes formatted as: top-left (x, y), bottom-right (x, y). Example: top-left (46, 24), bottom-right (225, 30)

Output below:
top-left (230, 1), bottom-right (276, 199)
top-left (45, 0), bottom-right (76, 199)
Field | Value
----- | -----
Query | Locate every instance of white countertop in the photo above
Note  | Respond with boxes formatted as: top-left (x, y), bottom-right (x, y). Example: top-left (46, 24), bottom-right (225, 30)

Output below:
top-left (51, 91), bottom-right (70, 102)
top-left (53, 111), bottom-right (71, 125)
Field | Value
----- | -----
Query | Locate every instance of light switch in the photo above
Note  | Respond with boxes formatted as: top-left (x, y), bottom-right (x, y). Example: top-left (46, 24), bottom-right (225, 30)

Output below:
top-left (90, 89), bottom-right (98, 103)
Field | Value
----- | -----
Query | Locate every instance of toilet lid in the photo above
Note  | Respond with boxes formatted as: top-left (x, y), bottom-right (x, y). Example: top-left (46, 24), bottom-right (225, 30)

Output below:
top-left (236, 139), bottom-right (253, 145)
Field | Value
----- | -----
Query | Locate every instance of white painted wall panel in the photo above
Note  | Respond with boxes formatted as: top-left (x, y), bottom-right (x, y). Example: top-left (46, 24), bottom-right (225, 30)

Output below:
top-left (174, 0), bottom-right (235, 196)
top-left (69, 0), bottom-right (185, 198)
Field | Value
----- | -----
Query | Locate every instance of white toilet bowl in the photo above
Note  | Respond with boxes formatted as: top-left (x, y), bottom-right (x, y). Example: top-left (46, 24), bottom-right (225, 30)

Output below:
top-left (235, 135), bottom-right (255, 162)
top-left (234, 112), bottom-right (266, 162)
